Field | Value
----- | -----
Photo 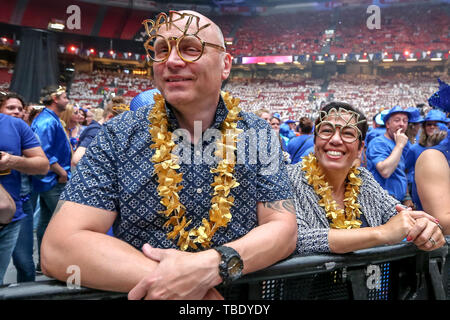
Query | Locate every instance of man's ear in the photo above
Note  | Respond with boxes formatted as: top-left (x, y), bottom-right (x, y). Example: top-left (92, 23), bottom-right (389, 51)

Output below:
top-left (221, 53), bottom-right (232, 81)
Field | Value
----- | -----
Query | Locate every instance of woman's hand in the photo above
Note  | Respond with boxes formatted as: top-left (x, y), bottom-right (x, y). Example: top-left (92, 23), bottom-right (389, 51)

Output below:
top-left (378, 206), bottom-right (416, 245)
top-left (406, 213), bottom-right (446, 251)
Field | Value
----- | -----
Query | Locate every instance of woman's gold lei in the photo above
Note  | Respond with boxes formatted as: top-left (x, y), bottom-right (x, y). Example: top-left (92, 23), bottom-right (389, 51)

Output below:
top-left (148, 92), bottom-right (242, 250)
top-left (301, 153), bottom-right (363, 229)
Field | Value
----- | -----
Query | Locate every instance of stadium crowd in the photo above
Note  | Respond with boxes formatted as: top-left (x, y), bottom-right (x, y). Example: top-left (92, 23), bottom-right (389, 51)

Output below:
top-left (0, 8), bottom-right (449, 301)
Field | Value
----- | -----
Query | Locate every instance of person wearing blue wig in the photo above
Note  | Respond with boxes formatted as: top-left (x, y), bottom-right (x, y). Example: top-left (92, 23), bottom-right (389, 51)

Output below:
top-left (413, 79), bottom-right (450, 234)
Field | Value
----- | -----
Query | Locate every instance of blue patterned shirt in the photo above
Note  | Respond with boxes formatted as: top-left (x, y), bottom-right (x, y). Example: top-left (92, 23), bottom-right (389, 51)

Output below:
top-left (61, 96), bottom-right (294, 251)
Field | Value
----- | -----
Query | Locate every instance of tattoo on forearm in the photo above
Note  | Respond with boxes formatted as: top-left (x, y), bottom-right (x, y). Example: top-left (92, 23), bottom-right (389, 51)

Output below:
top-left (263, 199), bottom-right (295, 214)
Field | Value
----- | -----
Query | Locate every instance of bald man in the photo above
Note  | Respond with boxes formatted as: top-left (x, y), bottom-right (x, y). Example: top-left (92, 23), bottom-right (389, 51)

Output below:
top-left (41, 10), bottom-right (297, 300)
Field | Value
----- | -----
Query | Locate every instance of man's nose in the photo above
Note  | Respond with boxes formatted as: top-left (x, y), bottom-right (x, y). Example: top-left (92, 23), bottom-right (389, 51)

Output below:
top-left (166, 44), bottom-right (185, 66)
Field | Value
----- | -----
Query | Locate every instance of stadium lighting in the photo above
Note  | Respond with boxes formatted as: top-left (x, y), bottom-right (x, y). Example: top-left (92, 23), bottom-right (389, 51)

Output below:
top-left (109, 50), bottom-right (115, 55)
top-left (89, 48), bottom-right (95, 54)
top-left (48, 21), bottom-right (65, 31)
top-left (69, 46), bottom-right (77, 53)
top-left (404, 50), bottom-right (409, 56)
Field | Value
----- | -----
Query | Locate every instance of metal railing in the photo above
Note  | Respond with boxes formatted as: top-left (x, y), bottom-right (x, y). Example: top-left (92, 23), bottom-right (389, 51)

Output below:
top-left (1, 236), bottom-right (448, 300)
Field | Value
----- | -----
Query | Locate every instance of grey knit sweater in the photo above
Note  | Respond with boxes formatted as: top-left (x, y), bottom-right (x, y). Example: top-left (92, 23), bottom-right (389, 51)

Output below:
top-left (287, 163), bottom-right (400, 255)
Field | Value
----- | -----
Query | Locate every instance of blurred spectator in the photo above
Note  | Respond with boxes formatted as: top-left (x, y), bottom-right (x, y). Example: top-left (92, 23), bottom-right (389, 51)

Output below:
top-left (254, 108), bottom-right (271, 123)
top-left (405, 107), bottom-right (424, 144)
top-left (0, 107), bottom-right (49, 284)
top-left (60, 104), bottom-right (83, 151)
top-left (406, 109), bottom-right (449, 210)
top-left (287, 117), bottom-right (314, 164)
top-left (414, 80), bottom-right (450, 233)
top-left (72, 96), bottom-right (129, 167)
top-left (0, 92), bottom-right (25, 118)
top-left (30, 85), bottom-right (72, 273)
top-left (366, 106), bottom-right (411, 204)
top-left (0, 93), bottom-right (45, 282)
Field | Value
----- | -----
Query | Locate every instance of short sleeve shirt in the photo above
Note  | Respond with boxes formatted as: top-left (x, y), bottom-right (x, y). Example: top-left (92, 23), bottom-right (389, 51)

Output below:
top-left (366, 134), bottom-right (408, 201)
top-left (61, 97), bottom-right (294, 251)
top-left (0, 114), bottom-right (41, 221)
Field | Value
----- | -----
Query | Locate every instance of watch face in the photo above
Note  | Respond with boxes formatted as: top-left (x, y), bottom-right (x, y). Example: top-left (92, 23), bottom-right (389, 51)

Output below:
top-left (227, 256), bottom-right (243, 276)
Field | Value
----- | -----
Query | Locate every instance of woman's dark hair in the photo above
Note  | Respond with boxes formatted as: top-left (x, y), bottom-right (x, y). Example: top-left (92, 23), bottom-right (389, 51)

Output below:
top-left (314, 102), bottom-right (368, 147)
top-left (298, 116), bottom-right (313, 134)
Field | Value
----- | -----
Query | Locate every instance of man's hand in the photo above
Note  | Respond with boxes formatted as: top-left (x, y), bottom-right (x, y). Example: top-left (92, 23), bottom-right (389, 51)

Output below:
top-left (0, 151), bottom-right (12, 172)
top-left (57, 171), bottom-right (68, 183)
top-left (128, 244), bottom-right (223, 300)
top-left (393, 128), bottom-right (408, 149)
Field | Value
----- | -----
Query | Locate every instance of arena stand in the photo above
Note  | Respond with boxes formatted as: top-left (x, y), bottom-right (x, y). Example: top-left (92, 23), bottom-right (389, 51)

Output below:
top-left (69, 71), bottom-right (154, 107)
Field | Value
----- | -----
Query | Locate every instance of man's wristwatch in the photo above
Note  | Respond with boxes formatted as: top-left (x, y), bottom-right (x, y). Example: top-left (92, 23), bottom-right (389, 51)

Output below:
top-left (213, 246), bottom-right (244, 285)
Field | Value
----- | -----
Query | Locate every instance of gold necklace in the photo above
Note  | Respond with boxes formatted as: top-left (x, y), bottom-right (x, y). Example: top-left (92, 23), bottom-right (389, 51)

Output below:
top-left (301, 153), bottom-right (363, 229)
top-left (148, 92), bottom-right (242, 250)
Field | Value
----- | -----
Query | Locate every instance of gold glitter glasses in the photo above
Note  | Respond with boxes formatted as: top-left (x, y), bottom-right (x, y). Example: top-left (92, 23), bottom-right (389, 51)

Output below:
top-left (145, 34), bottom-right (225, 63)
top-left (316, 122), bottom-right (361, 143)
top-left (142, 11), bottom-right (226, 63)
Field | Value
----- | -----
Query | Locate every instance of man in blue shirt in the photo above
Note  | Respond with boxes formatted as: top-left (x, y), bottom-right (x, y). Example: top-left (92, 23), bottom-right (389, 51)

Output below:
top-left (30, 85), bottom-right (72, 271)
top-left (0, 113), bottom-right (48, 284)
top-left (41, 10), bottom-right (297, 300)
top-left (287, 116), bottom-right (314, 164)
top-left (366, 106), bottom-right (410, 203)
top-left (365, 110), bottom-right (388, 147)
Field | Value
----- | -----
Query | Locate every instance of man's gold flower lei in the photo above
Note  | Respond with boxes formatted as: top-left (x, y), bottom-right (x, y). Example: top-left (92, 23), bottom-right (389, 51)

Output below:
top-left (301, 153), bottom-right (363, 229)
top-left (148, 92), bottom-right (242, 250)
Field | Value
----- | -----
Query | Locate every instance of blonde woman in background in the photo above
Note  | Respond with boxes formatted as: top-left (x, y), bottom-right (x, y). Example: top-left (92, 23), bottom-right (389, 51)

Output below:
top-left (59, 104), bottom-right (83, 151)
top-left (71, 96), bottom-right (130, 167)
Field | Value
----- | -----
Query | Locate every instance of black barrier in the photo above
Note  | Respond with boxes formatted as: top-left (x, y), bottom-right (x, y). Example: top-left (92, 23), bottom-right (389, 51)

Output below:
top-left (0, 237), bottom-right (449, 300)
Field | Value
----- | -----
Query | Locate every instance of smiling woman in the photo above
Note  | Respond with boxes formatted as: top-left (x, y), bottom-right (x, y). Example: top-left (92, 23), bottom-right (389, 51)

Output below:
top-left (288, 102), bottom-right (446, 255)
